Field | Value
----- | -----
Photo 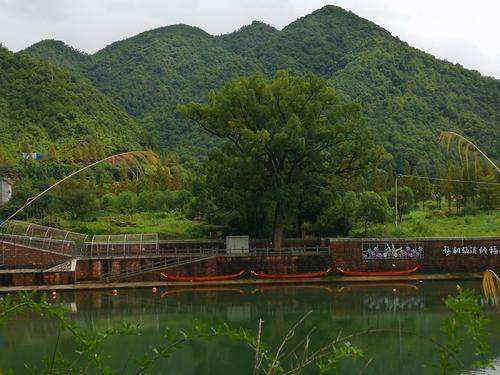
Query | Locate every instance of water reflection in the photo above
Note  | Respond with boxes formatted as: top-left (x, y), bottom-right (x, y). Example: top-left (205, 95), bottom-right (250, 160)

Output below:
top-left (362, 295), bottom-right (425, 312)
top-left (161, 287), bottom-right (246, 297)
top-left (1, 281), bottom-right (498, 375)
top-left (251, 285), bottom-right (334, 294)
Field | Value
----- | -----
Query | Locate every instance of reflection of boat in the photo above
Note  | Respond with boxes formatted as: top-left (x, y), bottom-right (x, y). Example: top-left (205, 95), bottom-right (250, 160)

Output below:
top-left (160, 270), bottom-right (245, 281)
top-left (251, 267), bottom-right (332, 279)
top-left (337, 283), bottom-right (420, 293)
top-left (336, 265), bottom-right (420, 277)
top-left (252, 285), bottom-right (333, 294)
top-left (161, 287), bottom-right (245, 298)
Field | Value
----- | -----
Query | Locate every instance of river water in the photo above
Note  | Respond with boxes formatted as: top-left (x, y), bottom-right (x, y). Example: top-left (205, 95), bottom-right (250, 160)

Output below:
top-left (0, 280), bottom-right (498, 374)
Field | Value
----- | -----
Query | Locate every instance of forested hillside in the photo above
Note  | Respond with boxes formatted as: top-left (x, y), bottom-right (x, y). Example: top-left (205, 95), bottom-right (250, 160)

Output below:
top-left (0, 45), bottom-right (145, 162)
top-left (22, 5), bottom-right (500, 170)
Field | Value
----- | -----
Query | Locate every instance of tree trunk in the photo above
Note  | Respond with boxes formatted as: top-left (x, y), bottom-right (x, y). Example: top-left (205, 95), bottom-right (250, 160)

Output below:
top-left (296, 213), bottom-right (304, 238)
top-left (272, 202), bottom-right (285, 250)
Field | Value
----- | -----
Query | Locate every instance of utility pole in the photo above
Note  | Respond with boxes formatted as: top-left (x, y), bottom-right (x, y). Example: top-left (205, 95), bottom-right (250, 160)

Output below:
top-left (395, 175), bottom-right (399, 227)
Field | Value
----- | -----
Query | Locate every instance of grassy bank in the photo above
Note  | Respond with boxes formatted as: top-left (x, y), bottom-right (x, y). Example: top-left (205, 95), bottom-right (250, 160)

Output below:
top-left (55, 212), bottom-right (214, 239)
top-left (42, 208), bottom-right (499, 240)
top-left (355, 210), bottom-right (500, 238)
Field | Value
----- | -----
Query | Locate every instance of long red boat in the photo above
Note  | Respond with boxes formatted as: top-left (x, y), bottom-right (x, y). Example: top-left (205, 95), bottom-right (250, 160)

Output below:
top-left (251, 267), bottom-right (333, 279)
top-left (160, 269), bottom-right (245, 282)
top-left (336, 265), bottom-right (421, 277)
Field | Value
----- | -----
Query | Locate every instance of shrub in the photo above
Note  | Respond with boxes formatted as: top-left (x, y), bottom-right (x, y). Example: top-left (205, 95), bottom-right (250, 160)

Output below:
top-left (115, 191), bottom-right (137, 213)
top-left (100, 193), bottom-right (118, 212)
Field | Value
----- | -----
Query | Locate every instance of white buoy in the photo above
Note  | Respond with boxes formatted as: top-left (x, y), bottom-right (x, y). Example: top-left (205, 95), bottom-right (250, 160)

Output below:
top-left (112, 289), bottom-right (118, 295)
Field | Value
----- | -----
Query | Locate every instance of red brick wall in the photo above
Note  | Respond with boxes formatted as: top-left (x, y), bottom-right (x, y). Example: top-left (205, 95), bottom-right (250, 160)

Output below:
top-left (1, 243), bottom-right (71, 268)
top-left (331, 238), bottom-right (499, 272)
top-left (75, 255), bottom-right (333, 282)
top-left (43, 272), bottom-right (75, 285)
top-left (75, 260), bottom-right (102, 281)
top-left (3, 271), bottom-right (74, 286)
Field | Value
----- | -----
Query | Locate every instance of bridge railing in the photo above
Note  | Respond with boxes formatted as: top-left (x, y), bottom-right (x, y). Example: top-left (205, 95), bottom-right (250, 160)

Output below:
top-left (79, 245), bottom-right (329, 259)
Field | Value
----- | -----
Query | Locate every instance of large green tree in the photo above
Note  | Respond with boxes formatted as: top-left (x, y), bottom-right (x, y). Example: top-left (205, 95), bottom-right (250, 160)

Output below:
top-left (386, 186), bottom-right (415, 222)
top-left (357, 191), bottom-right (389, 235)
top-left (179, 71), bottom-right (382, 248)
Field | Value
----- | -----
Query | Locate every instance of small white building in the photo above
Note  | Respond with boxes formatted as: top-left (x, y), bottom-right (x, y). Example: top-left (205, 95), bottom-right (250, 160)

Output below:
top-left (226, 235), bottom-right (249, 254)
top-left (0, 177), bottom-right (12, 204)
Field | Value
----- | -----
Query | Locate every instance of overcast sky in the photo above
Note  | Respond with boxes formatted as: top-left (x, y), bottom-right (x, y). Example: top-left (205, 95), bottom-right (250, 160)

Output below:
top-left (1, 0), bottom-right (499, 78)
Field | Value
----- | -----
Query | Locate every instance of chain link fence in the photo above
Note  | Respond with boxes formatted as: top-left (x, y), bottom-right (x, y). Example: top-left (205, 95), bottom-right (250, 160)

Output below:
top-left (0, 220), bottom-right (88, 256)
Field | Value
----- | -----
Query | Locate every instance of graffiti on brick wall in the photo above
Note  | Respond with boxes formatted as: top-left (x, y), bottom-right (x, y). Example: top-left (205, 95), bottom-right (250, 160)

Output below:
top-left (442, 245), bottom-right (498, 256)
top-left (362, 242), bottom-right (424, 260)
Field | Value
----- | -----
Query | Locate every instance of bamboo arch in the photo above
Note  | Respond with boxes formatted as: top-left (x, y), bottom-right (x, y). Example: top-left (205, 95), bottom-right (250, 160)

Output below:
top-left (439, 131), bottom-right (499, 174)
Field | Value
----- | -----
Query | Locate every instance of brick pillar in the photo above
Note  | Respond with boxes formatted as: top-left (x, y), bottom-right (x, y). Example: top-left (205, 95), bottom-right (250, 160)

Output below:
top-left (91, 261), bottom-right (103, 279)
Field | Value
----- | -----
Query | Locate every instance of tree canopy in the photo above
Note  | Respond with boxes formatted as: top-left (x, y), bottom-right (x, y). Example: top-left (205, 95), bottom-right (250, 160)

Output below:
top-left (178, 71), bottom-right (383, 248)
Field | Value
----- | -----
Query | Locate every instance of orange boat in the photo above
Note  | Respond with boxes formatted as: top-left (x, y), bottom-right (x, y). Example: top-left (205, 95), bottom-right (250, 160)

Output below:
top-left (160, 269), bottom-right (245, 282)
top-left (251, 267), bottom-right (333, 279)
top-left (336, 265), bottom-right (421, 277)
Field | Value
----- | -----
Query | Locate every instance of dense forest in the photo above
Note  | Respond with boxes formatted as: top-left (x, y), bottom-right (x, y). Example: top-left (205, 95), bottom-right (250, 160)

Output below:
top-left (0, 5), bottom-right (498, 240)
top-left (0, 45), bottom-right (146, 164)
top-left (22, 5), bottom-right (500, 171)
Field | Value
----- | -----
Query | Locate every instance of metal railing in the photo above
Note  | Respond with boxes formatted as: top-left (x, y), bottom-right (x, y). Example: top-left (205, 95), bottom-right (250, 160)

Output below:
top-left (0, 234), bottom-right (80, 256)
top-left (100, 251), bottom-right (218, 282)
top-left (245, 246), bottom-right (329, 257)
top-left (81, 245), bottom-right (329, 259)
top-left (82, 233), bottom-right (159, 258)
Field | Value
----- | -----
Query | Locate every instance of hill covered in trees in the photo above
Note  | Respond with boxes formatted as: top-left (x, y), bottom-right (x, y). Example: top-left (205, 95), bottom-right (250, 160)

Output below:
top-left (22, 5), bottom-right (500, 171)
top-left (0, 44), bottom-right (146, 163)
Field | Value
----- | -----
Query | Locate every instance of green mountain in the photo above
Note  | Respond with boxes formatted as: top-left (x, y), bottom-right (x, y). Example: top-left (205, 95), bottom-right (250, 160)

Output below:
top-left (21, 39), bottom-right (91, 75)
top-left (0, 45), bottom-right (145, 161)
top-left (22, 5), bottom-right (500, 168)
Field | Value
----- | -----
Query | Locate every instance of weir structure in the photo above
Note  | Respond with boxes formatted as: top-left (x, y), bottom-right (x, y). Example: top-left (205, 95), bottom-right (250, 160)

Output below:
top-left (0, 220), bottom-right (329, 285)
top-left (0, 220), bottom-right (498, 287)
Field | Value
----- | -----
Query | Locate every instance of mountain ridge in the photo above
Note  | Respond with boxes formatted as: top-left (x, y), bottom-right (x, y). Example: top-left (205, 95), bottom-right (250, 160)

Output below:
top-left (19, 4), bottom-right (500, 167)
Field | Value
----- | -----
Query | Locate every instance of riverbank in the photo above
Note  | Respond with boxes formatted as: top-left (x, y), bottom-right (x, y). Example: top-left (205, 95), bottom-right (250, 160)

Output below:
top-left (0, 272), bottom-right (483, 292)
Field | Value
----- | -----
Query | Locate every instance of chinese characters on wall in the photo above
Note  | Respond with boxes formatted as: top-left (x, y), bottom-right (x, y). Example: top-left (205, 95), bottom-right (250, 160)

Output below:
top-left (442, 245), bottom-right (498, 256)
top-left (362, 242), bottom-right (424, 260)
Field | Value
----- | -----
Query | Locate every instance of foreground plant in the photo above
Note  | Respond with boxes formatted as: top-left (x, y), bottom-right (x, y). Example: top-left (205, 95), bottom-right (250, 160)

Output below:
top-left (0, 293), bottom-right (367, 374)
top-left (435, 286), bottom-right (493, 374)
top-left (0, 292), bottom-right (141, 374)
top-left (0, 287), bottom-right (495, 374)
